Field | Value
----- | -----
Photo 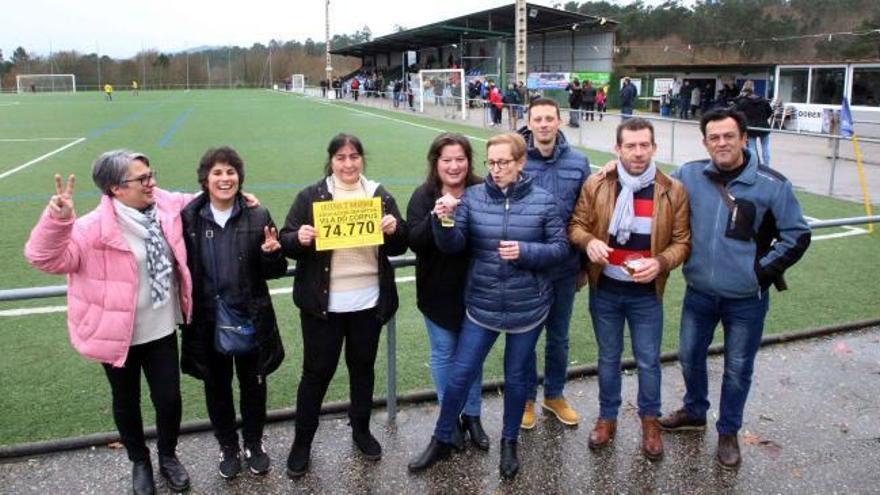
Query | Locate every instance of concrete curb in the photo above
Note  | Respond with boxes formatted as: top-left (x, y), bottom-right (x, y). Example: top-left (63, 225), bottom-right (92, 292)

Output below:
top-left (2, 317), bottom-right (878, 460)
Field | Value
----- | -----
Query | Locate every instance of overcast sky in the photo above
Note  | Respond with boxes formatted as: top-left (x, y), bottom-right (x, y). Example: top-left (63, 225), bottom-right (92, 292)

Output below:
top-left (4, 0), bottom-right (581, 60)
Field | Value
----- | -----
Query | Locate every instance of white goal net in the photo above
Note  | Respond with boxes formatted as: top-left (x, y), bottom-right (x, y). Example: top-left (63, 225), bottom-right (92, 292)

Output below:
top-left (417, 69), bottom-right (466, 120)
top-left (291, 74), bottom-right (305, 94)
top-left (16, 74), bottom-right (76, 93)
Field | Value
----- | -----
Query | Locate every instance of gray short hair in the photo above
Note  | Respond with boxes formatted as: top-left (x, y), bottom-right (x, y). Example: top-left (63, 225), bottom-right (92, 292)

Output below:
top-left (91, 150), bottom-right (150, 196)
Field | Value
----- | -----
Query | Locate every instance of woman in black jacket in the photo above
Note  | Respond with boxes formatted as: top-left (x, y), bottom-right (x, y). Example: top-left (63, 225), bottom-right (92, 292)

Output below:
top-left (279, 133), bottom-right (408, 478)
top-left (180, 146), bottom-right (288, 479)
top-left (406, 133), bottom-right (487, 451)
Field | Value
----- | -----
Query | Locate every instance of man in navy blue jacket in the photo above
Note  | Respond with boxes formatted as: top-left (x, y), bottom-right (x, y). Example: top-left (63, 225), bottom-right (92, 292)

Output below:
top-left (518, 98), bottom-right (591, 429)
top-left (661, 108), bottom-right (811, 469)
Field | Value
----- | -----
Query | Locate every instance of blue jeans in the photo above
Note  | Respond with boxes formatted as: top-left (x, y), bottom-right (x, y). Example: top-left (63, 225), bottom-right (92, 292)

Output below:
top-left (747, 135), bottom-right (771, 167)
top-left (424, 317), bottom-right (482, 417)
top-left (678, 286), bottom-right (769, 435)
top-left (621, 106), bottom-right (633, 120)
top-left (434, 318), bottom-right (542, 442)
top-left (526, 275), bottom-right (577, 401)
top-left (589, 287), bottom-right (663, 419)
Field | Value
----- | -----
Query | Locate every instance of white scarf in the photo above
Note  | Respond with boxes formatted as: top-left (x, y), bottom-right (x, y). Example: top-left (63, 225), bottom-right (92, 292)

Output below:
top-left (114, 199), bottom-right (172, 308)
top-left (608, 160), bottom-right (656, 245)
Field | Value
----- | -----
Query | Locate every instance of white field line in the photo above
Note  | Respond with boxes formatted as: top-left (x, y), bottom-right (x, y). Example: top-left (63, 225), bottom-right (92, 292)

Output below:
top-left (0, 137), bottom-right (87, 180)
top-left (0, 276), bottom-right (417, 317)
top-left (805, 216), bottom-right (869, 241)
top-left (0, 137), bottom-right (81, 142)
top-left (0, 102), bottom-right (21, 107)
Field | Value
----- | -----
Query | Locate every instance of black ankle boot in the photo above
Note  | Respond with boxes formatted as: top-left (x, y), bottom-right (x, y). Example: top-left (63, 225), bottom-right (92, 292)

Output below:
top-left (286, 428), bottom-right (314, 479)
top-left (450, 419), bottom-right (465, 451)
top-left (158, 454), bottom-right (190, 492)
top-left (132, 459), bottom-right (155, 495)
top-left (352, 429), bottom-right (382, 461)
top-left (499, 439), bottom-right (520, 479)
top-left (407, 436), bottom-right (452, 472)
top-left (461, 415), bottom-right (490, 451)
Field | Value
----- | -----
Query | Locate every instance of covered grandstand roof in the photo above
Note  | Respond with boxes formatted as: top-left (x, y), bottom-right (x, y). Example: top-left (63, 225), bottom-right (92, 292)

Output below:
top-left (331, 3), bottom-right (617, 57)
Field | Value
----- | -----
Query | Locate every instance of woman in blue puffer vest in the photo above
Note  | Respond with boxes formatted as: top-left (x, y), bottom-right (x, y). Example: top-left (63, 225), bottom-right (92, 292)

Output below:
top-left (407, 132), bottom-right (569, 479)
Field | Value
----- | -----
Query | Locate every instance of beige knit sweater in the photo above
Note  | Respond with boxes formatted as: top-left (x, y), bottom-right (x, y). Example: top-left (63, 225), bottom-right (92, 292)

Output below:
top-left (328, 177), bottom-right (380, 297)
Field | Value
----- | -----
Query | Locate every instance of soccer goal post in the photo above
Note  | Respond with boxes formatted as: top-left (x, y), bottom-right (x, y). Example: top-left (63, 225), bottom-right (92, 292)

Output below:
top-left (16, 74), bottom-right (76, 93)
top-left (291, 74), bottom-right (305, 93)
top-left (417, 69), bottom-right (467, 120)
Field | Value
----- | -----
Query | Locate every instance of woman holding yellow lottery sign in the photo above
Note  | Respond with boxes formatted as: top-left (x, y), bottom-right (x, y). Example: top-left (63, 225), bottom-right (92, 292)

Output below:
top-left (279, 133), bottom-right (408, 478)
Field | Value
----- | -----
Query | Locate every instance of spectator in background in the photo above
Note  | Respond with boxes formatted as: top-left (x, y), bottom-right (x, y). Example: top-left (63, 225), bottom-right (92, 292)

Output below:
top-left (734, 81), bottom-right (774, 167)
top-left (679, 81), bottom-right (691, 120)
top-left (566, 78), bottom-right (583, 128)
top-left (504, 82), bottom-right (523, 130)
top-left (690, 84), bottom-right (702, 119)
top-left (619, 77), bottom-right (638, 120)
top-left (393, 80), bottom-right (402, 108)
top-left (104, 83), bottom-right (113, 101)
top-left (596, 87), bottom-right (607, 121)
top-left (582, 80), bottom-right (597, 122)
top-left (351, 77), bottom-right (360, 101)
top-left (488, 80), bottom-right (504, 127)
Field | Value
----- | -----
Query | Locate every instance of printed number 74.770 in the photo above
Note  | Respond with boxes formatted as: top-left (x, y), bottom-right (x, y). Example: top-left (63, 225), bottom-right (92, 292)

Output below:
top-left (322, 221), bottom-right (375, 237)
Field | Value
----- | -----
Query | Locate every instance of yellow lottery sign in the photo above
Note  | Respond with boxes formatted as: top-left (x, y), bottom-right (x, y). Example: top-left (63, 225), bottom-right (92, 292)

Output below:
top-left (313, 197), bottom-right (384, 251)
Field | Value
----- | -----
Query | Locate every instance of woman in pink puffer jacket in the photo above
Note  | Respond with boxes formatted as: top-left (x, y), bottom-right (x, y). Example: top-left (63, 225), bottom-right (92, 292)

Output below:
top-left (24, 150), bottom-right (194, 495)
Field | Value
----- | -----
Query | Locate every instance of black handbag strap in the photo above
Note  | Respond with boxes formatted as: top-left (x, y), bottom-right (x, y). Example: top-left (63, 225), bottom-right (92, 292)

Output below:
top-left (205, 228), bottom-right (223, 299)
top-left (710, 178), bottom-right (737, 211)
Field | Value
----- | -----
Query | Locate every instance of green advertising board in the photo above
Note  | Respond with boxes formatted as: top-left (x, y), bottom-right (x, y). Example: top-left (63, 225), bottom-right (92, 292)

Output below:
top-left (571, 72), bottom-right (611, 86)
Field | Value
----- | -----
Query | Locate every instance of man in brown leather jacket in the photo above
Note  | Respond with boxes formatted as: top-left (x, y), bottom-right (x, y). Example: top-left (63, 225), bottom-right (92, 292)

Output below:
top-left (568, 117), bottom-right (690, 461)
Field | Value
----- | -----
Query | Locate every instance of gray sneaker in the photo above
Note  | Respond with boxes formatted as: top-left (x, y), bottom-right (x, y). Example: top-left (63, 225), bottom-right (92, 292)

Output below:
top-left (244, 441), bottom-right (271, 475)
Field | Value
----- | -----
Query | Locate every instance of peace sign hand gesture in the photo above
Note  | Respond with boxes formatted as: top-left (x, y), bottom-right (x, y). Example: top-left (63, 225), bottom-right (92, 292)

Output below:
top-left (48, 174), bottom-right (76, 220)
top-left (261, 226), bottom-right (281, 253)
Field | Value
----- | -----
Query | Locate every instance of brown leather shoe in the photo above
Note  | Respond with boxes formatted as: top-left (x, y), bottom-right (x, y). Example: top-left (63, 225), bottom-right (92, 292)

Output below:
top-left (716, 434), bottom-right (741, 469)
top-left (641, 416), bottom-right (664, 461)
top-left (588, 418), bottom-right (616, 450)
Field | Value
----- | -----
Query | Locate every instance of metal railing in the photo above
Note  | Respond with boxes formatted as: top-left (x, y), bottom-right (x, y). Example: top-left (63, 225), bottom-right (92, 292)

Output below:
top-left (289, 86), bottom-right (880, 205)
top-left (2, 216), bottom-right (878, 423)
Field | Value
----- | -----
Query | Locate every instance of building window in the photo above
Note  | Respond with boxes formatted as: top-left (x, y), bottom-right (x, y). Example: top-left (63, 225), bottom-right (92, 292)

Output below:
top-left (809, 67), bottom-right (845, 104)
top-left (778, 68), bottom-right (808, 103)
top-left (852, 67), bottom-right (880, 107)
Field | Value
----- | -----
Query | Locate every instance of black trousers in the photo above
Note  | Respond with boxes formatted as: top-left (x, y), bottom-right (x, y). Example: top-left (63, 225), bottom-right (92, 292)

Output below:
top-left (204, 344), bottom-right (267, 448)
top-left (583, 102), bottom-right (596, 120)
top-left (102, 332), bottom-right (181, 462)
top-left (295, 308), bottom-right (383, 436)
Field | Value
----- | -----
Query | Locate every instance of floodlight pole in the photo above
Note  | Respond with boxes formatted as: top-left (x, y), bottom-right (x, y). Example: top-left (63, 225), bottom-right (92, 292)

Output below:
top-left (515, 0), bottom-right (528, 85)
top-left (325, 0), bottom-right (333, 87)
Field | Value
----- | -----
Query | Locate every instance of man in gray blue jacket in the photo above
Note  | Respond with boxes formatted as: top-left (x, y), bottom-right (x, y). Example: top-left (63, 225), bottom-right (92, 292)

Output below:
top-left (518, 98), bottom-right (591, 429)
top-left (661, 108), bottom-right (811, 469)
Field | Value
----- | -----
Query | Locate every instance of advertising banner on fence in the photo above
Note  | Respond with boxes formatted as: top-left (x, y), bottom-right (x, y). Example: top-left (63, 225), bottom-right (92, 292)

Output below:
top-left (312, 197), bottom-right (384, 251)
top-left (527, 72), bottom-right (571, 90)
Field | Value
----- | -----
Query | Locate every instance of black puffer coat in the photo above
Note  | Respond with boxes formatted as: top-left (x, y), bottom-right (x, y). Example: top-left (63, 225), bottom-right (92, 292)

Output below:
top-left (180, 194), bottom-right (288, 380)
top-left (279, 176), bottom-right (408, 324)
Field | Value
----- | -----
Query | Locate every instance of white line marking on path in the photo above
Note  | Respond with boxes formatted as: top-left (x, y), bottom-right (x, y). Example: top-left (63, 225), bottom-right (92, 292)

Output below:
top-left (0, 137), bottom-right (81, 142)
top-left (0, 137), bottom-right (87, 180)
top-left (0, 276), bottom-right (418, 317)
top-left (805, 216), bottom-right (869, 241)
